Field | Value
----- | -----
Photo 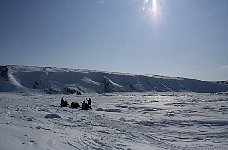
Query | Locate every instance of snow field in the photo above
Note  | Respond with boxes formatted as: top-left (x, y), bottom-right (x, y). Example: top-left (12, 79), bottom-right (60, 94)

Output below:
top-left (0, 92), bottom-right (228, 150)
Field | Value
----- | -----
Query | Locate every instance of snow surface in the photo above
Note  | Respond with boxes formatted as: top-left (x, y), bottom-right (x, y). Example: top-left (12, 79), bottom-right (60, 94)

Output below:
top-left (0, 91), bottom-right (228, 150)
top-left (1, 65), bottom-right (228, 149)
top-left (0, 65), bottom-right (228, 93)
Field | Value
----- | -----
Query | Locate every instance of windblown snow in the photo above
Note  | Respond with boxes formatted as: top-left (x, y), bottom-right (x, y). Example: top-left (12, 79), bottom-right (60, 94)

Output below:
top-left (0, 65), bottom-right (228, 150)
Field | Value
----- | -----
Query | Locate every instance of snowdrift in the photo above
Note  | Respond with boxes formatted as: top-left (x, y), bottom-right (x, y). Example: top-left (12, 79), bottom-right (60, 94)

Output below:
top-left (0, 65), bottom-right (227, 93)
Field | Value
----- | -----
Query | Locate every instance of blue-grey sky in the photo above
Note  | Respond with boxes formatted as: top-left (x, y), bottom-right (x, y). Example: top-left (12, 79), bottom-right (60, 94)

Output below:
top-left (1, 0), bottom-right (228, 81)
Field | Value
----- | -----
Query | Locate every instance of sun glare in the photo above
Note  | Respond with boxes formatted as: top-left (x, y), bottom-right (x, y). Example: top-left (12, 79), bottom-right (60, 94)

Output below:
top-left (152, 0), bottom-right (157, 15)
top-left (142, 0), bottom-right (161, 24)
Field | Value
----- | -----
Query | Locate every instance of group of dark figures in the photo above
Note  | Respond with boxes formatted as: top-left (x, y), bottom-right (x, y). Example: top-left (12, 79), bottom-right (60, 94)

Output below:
top-left (60, 98), bottom-right (92, 110)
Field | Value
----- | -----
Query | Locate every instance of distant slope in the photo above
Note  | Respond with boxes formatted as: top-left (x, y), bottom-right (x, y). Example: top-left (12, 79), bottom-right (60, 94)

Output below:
top-left (216, 81), bottom-right (228, 87)
top-left (0, 65), bottom-right (228, 93)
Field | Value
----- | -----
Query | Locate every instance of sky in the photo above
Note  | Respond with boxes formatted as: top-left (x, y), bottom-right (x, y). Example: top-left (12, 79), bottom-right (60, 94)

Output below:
top-left (0, 0), bottom-right (228, 81)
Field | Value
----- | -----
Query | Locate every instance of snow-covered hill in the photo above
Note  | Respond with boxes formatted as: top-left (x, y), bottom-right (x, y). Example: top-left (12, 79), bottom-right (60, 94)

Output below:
top-left (0, 65), bottom-right (227, 93)
top-left (1, 92), bottom-right (228, 150)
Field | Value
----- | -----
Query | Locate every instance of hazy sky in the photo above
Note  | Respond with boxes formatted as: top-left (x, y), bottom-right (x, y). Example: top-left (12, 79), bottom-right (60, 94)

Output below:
top-left (1, 0), bottom-right (228, 81)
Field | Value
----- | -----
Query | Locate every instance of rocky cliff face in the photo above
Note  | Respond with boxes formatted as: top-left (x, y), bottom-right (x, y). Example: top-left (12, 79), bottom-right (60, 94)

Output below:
top-left (0, 66), bottom-right (10, 81)
top-left (216, 81), bottom-right (228, 87)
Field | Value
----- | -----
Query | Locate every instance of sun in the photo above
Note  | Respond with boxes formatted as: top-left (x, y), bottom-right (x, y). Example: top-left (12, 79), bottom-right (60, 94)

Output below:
top-left (152, 0), bottom-right (157, 15)
top-left (143, 0), bottom-right (161, 23)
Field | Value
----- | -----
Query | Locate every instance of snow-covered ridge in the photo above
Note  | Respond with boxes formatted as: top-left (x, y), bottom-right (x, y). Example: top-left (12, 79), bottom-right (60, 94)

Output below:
top-left (0, 65), bottom-right (228, 93)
